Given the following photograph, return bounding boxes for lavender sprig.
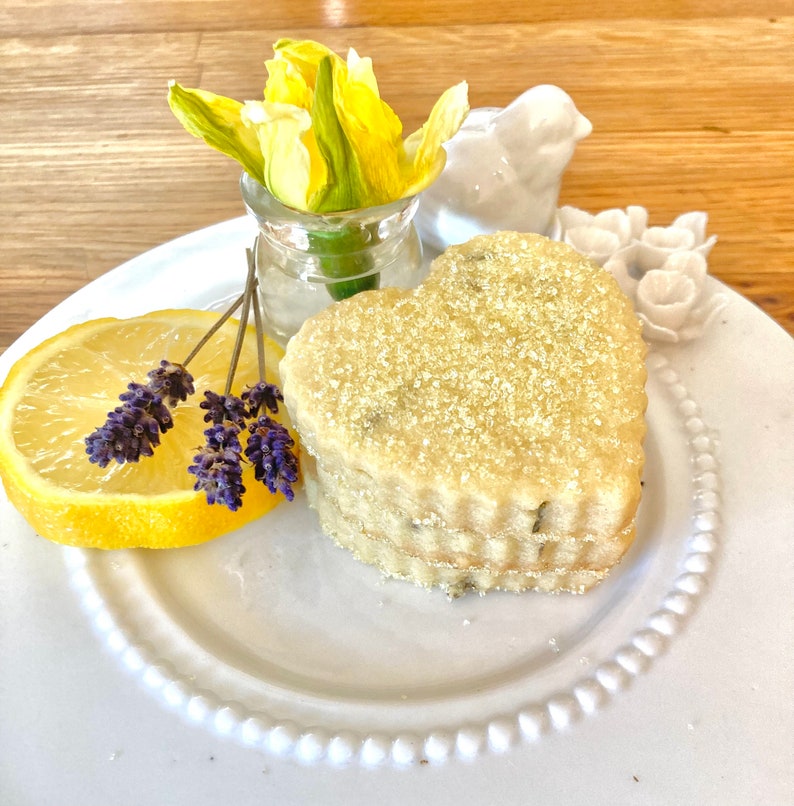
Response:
[187,424,246,511]
[245,416,298,501]
[86,379,179,467]
[195,248,299,509]
[84,242,300,513]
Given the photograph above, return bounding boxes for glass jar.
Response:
[240,172,425,346]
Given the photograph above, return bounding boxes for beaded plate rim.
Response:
[65,346,721,768]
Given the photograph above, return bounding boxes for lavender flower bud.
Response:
[146,360,195,407]
[200,391,249,426]
[244,416,299,501]
[86,383,173,467]
[188,423,246,511]
[242,381,283,417]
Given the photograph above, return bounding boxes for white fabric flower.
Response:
[632,212,718,273]
[558,207,725,343]
[634,252,726,342]
[557,205,647,266]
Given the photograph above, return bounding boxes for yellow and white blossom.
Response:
[168,38,469,213]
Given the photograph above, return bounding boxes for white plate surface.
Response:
[1,217,793,804]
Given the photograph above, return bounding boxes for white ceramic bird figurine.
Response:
[415,85,592,252]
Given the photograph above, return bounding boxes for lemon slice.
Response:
[0,309,295,549]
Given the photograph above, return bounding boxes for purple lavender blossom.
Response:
[244,416,299,501]
[200,391,249,426]
[188,423,246,511]
[242,381,283,417]
[85,383,173,467]
[146,360,195,407]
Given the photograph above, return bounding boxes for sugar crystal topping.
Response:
[282,232,647,496]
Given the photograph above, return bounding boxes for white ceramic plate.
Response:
[1,218,792,804]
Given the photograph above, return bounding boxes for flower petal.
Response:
[564,226,621,266]
[557,205,594,231]
[309,56,369,211]
[642,225,696,251]
[270,38,341,88]
[636,313,681,343]
[331,49,404,207]
[687,291,728,332]
[592,208,633,245]
[672,211,709,244]
[241,101,315,209]
[401,81,470,196]
[634,226,695,272]
[263,57,313,109]
[661,250,708,290]
[636,269,697,330]
[626,205,649,239]
[167,82,264,181]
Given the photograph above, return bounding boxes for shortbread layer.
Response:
[306,467,614,596]
[303,456,633,595]
[305,453,635,574]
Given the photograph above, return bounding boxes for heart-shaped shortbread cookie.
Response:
[281,232,647,595]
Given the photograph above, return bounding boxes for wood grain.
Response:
[1,3,793,355]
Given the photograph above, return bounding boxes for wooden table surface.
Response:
[2,1,793,355]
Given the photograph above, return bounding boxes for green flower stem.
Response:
[308,224,380,302]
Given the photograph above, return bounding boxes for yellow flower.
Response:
[168,39,469,213]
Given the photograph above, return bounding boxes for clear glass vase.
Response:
[240,172,425,346]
